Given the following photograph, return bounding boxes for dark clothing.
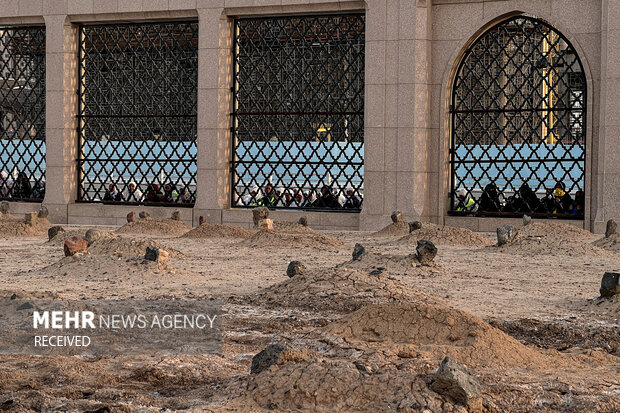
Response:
[12,178,31,199]
[103,190,122,202]
[344,195,361,209]
[517,184,540,213]
[315,192,340,208]
[478,184,501,212]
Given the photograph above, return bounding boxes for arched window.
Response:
[450,15,586,218]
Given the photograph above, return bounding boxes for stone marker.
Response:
[600,272,620,298]
[84,229,104,246]
[258,218,273,231]
[391,210,403,223]
[0,201,9,214]
[145,246,169,266]
[252,207,269,227]
[352,243,366,261]
[298,216,308,227]
[497,224,518,246]
[416,239,437,265]
[286,261,306,278]
[37,206,49,219]
[126,211,136,223]
[523,215,532,226]
[139,211,150,219]
[251,343,291,374]
[171,210,181,221]
[199,216,206,226]
[409,221,422,233]
[605,219,617,238]
[48,225,65,241]
[64,236,88,257]
[24,212,38,226]
[431,357,482,412]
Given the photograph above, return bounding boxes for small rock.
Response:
[139,211,150,219]
[298,216,308,227]
[523,215,532,226]
[24,212,38,226]
[145,246,169,266]
[37,206,49,219]
[258,218,273,231]
[430,357,482,412]
[409,221,422,232]
[369,267,385,276]
[171,210,181,221]
[199,216,206,225]
[16,302,33,311]
[353,361,373,374]
[48,225,65,241]
[126,211,136,223]
[0,201,9,214]
[252,207,269,227]
[64,236,88,257]
[84,229,105,246]
[251,343,291,374]
[391,210,403,223]
[600,272,620,298]
[606,219,617,238]
[286,261,306,278]
[497,224,518,246]
[416,239,437,265]
[352,243,366,261]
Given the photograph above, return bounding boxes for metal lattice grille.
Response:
[78,22,198,205]
[450,16,587,218]
[232,14,365,210]
[0,26,46,201]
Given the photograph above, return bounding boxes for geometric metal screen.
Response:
[231,14,365,210]
[77,22,198,205]
[450,15,586,218]
[0,26,46,201]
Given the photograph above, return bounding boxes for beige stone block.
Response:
[397,39,416,84]
[385,0,399,40]
[364,127,385,172]
[319,212,360,229]
[19,0,42,15]
[427,171,440,218]
[92,0,117,14]
[551,0,601,34]
[69,216,119,226]
[383,171,397,213]
[0,0,20,17]
[365,84,385,128]
[117,1,144,12]
[365,0,386,41]
[68,0,93,14]
[363,171,384,215]
[432,1,483,41]
[384,84,398,127]
[430,39,458,86]
[169,0,196,9]
[398,0,416,40]
[359,213,389,231]
[430,84,443,129]
[197,128,221,169]
[397,127,414,172]
[197,0,223,8]
[197,87,219,129]
[396,171,415,216]
[222,208,252,223]
[366,40,386,85]
[192,208,222,225]
[43,203,68,224]
[604,84,620,126]
[397,84,415,127]
[142,0,169,12]
[198,7,224,49]
[444,216,479,232]
[384,127,398,171]
[385,40,399,84]
[42,0,67,15]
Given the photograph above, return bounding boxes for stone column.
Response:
[43,13,77,224]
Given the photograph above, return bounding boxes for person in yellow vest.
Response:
[456,188,475,212]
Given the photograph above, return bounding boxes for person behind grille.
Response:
[125,182,143,202]
[315,185,340,208]
[455,188,475,212]
[260,183,276,207]
[163,184,179,203]
[553,182,573,214]
[145,183,163,202]
[477,183,502,213]
[277,190,293,207]
[103,183,122,202]
[31,179,45,199]
[12,172,32,199]
[243,185,260,206]
[517,183,540,213]
[0,171,13,198]
[343,187,361,209]
[178,186,193,204]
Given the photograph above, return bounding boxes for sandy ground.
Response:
[0,218,618,412]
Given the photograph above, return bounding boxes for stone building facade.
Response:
[0,0,616,232]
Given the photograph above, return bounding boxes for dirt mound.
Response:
[248,267,441,313]
[87,236,183,258]
[182,223,253,239]
[238,226,343,249]
[116,218,191,236]
[519,222,594,240]
[0,214,51,237]
[371,221,410,237]
[341,251,443,278]
[325,302,549,368]
[593,233,620,252]
[397,222,493,247]
[48,229,89,245]
[583,296,620,321]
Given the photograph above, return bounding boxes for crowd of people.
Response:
[103,182,194,204]
[0,170,45,200]
[237,183,363,209]
[455,181,585,215]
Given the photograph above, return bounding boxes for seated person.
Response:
[553,182,573,213]
[178,186,193,204]
[314,185,340,208]
[478,183,501,212]
[343,187,361,209]
[125,182,142,202]
[517,183,540,213]
[163,184,178,203]
[12,172,31,199]
[455,188,475,212]
[145,183,163,202]
[260,183,276,207]
[103,183,122,202]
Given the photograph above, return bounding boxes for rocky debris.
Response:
[352,243,366,261]
[251,343,292,374]
[523,215,532,226]
[64,236,88,257]
[606,219,617,238]
[430,357,482,412]
[391,210,403,223]
[298,216,308,227]
[497,224,518,246]
[286,261,306,278]
[37,206,49,219]
[0,201,9,214]
[144,246,169,266]
[138,211,150,219]
[126,212,136,223]
[416,239,437,265]
[84,229,105,246]
[600,272,620,298]
[24,212,38,226]
[171,210,181,221]
[258,218,274,231]
[409,221,422,232]
[199,216,206,226]
[48,225,65,241]
[252,207,269,227]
